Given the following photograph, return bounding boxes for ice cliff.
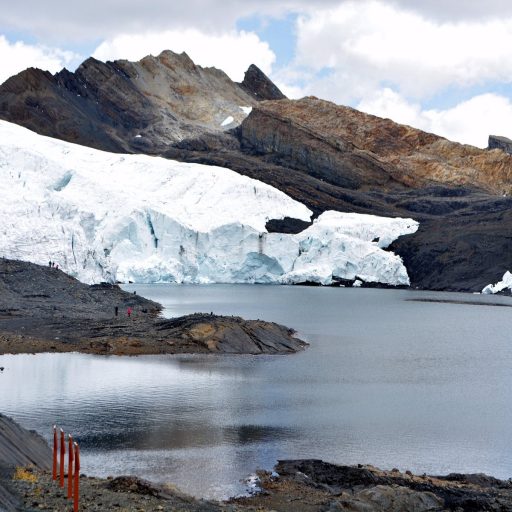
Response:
[0,121,418,285]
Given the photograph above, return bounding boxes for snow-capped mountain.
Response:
[0,121,418,285]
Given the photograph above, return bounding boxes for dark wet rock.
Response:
[260,460,512,511]
[0,258,306,355]
[107,476,173,498]
[488,134,512,154]
[277,459,381,490]
[265,217,312,234]
[238,64,286,101]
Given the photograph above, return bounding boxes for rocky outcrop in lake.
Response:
[0,258,306,355]
[233,459,512,511]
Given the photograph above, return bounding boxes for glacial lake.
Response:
[1,285,512,499]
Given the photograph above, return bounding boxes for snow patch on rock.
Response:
[220,116,234,127]
[0,120,418,285]
[482,271,512,294]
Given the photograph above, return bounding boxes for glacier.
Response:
[482,271,512,294]
[0,120,418,285]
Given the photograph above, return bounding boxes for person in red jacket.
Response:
[127,307,132,318]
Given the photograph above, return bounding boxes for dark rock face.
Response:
[488,134,512,154]
[0,258,306,355]
[238,64,286,101]
[0,414,52,511]
[239,102,405,190]
[0,415,51,470]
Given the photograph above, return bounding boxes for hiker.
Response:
[127,307,132,318]
[115,306,119,317]
[49,261,52,267]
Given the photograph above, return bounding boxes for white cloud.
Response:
[92,29,275,81]
[289,1,512,100]
[389,0,512,21]
[358,89,512,148]
[0,36,79,85]
[0,1,339,41]
[2,1,512,43]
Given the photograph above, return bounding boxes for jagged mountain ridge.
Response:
[0,50,283,154]
[1,51,512,291]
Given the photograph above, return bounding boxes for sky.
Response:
[1,0,512,148]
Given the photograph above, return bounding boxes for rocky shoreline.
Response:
[3,415,512,511]
[0,258,306,356]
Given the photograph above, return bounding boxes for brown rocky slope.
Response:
[240,97,512,195]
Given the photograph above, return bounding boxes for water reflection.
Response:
[2,286,512,499]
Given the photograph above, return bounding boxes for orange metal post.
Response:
[73,443,80,512]
[59,429,65,488]
[52,426,57,481]
[67,434,74,499]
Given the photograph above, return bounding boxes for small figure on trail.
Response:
[115,306,119,317]
[127,307,132,318]
[55,264,59,270]
[49,261,52,267]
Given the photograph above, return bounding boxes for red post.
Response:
[59,429,65,488]
[67,435,74,499]
[73,443,80,512]
[52,426,57,481]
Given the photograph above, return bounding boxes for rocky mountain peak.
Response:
[488,134,512,154]
[0,50,264,152]
[239,63,286,101]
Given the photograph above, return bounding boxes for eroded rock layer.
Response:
[240,97,512,194]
